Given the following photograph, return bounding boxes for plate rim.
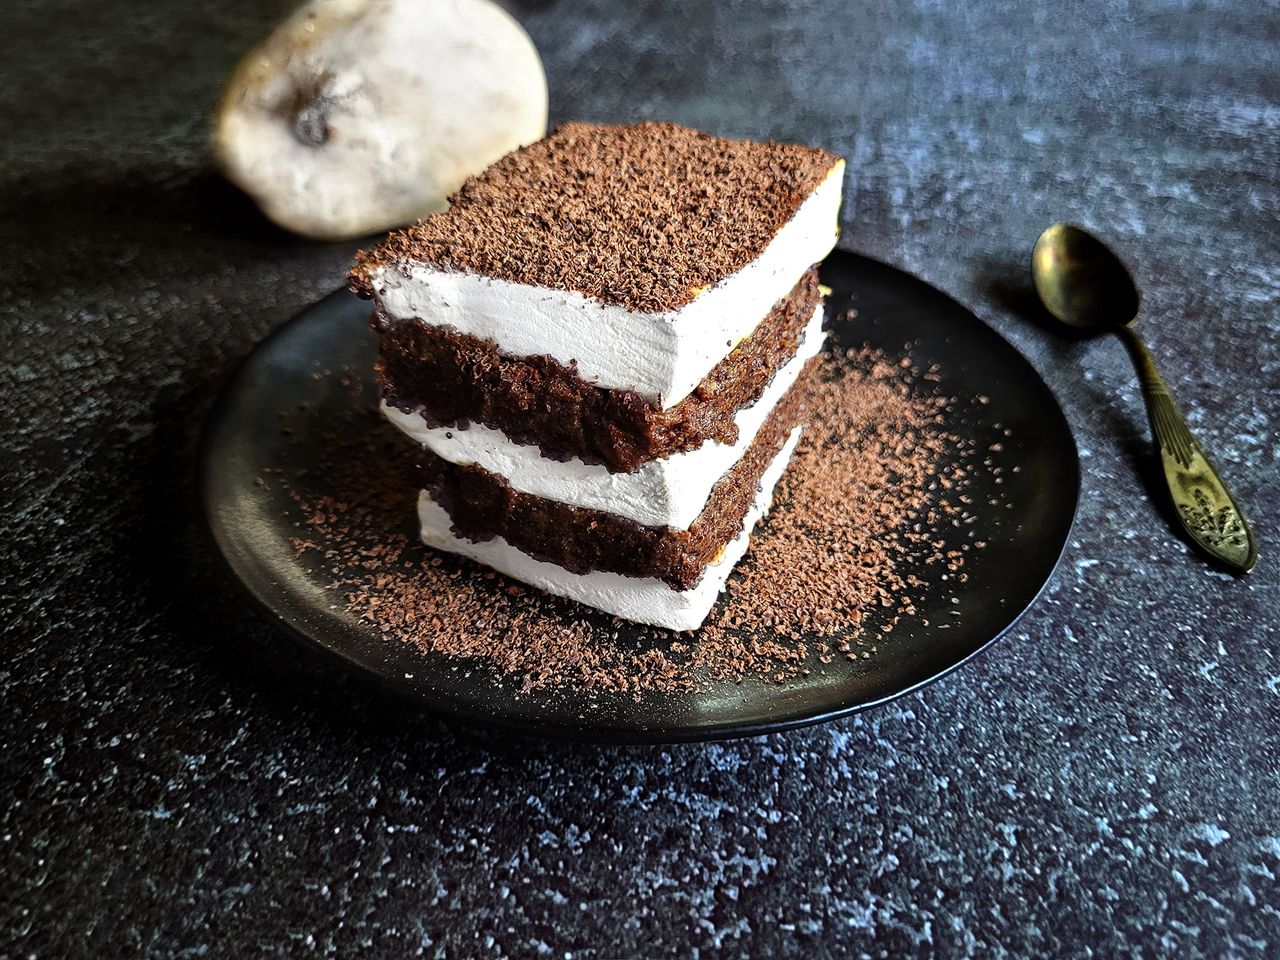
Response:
[198,251,1080,743]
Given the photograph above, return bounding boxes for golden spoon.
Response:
[1031,223,1257,573]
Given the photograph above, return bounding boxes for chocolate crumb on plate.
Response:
[282,347,988,696]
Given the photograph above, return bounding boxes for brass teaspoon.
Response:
[1031,223,1257,573]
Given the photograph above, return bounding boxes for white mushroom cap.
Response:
[214,0,548,240]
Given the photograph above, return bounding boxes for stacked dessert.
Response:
[350,122,844,629]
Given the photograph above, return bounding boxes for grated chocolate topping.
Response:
[350,121,841,313]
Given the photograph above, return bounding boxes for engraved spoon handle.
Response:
[1116,325,1257,573]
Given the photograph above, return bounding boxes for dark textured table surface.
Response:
[4,1,1278,956]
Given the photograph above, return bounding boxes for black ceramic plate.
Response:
[201,251,1078,742]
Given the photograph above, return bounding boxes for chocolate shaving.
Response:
[350,122,840,313]
[280,344,988,694]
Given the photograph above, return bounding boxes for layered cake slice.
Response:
[351,121,844,629]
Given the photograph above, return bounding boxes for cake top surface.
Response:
[350,121,841,313]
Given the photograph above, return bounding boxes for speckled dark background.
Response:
[3,0,1278,956]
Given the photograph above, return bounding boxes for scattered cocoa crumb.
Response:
[279,347,991,696]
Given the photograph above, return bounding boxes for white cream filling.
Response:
[417,427,801,631]
[384,303,825,530]
[370,160,843,407]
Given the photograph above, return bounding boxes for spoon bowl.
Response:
[1032,223,1141,333]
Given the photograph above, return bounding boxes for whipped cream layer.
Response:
[384,304,824,530]
[370,162,843,408]
[417,428,801,631]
